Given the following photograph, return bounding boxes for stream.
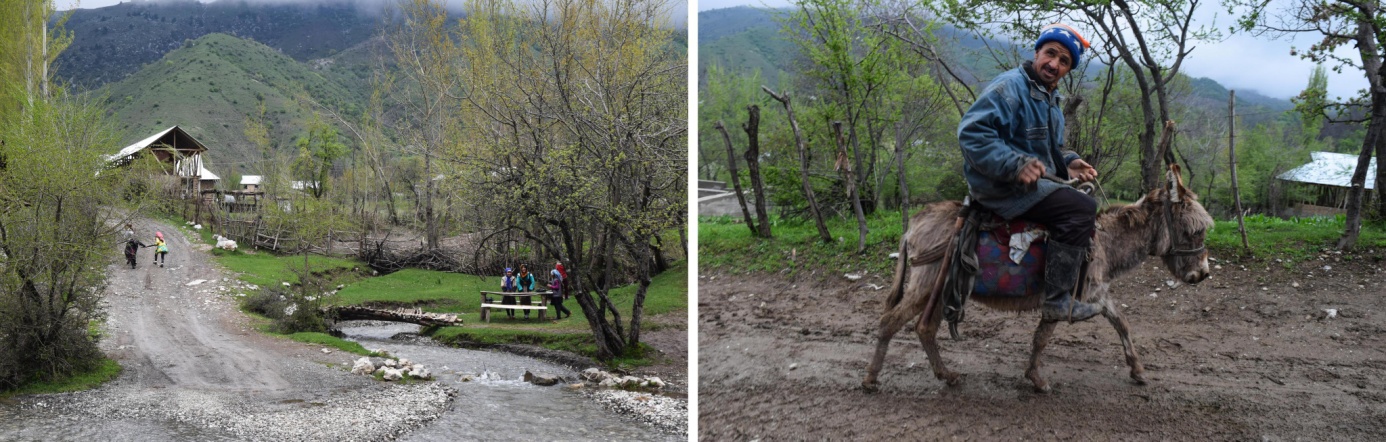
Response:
[0,322,677,442]
[337,322,678,442]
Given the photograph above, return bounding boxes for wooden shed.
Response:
[106,126,215,197]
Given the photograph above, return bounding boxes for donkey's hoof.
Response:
[1130,372,1148,386]
[939,371,962,386]
[1026,370,1049,393]
[862,380,881,393]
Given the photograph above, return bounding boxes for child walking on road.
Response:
[123,224,147,269]
[153,231,169,267]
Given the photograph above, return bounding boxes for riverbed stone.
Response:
[351,357,375,375]
[524,370,561,386]
[408,365,432,380]
[581,368,611,382]
[383,368,404,381]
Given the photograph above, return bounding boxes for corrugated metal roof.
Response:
[107,126,178,162]
[1277,151,1376,190]
[241,175,263,185]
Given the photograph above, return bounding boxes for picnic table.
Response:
[479,290,554,322]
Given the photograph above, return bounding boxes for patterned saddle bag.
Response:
[942,208,1050,333]
[971,216,1048,298]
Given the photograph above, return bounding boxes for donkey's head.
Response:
[1144,164,1214,284]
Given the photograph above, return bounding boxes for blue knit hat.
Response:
[1034,23,1090,67]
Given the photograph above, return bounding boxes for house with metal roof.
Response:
[1277,151,1377,216]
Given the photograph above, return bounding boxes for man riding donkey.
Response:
[958,23,1100,322]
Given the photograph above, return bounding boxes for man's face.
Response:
[1034,41,1073,88]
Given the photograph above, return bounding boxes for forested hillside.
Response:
[697,2,1348,244]
[99,32,368,168]
[56,0,381,91]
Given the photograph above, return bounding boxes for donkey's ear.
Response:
[1166,163,1184,203]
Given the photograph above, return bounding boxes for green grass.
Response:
[607,261,688,316]
[408,261,687,366]
[212,240,686,366]
[699,212,906,276]
[701,210,1386,276]
[1207,214,1386,261]
[334,269,492,311]
[285,332,379,356]
[1,359,122,398]
[214,250,362,287]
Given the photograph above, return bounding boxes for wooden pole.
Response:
[714,120,759,236]
[1228,90,1251,254]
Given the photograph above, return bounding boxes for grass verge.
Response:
[701,210,1386,276]
[1,358,122,398]
[212,239,686,367]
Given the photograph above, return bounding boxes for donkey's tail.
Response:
[884,231,910,308]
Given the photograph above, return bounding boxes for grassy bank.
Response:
[358,260,687,368]
[0,359,122,399]
[203,226,687,365]
[700,212,906,277]
[700,210,1386,275]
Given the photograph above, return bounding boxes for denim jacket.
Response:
[958,62,1080,219]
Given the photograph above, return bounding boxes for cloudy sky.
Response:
[698,0,1367,101]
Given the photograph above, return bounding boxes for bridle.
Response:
[1152,176,1206,258]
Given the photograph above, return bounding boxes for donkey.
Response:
[863,165,1214,393]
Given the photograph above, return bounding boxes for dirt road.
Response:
[699,253,1386,440]
[2,219,452,441]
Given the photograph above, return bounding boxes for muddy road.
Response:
[699,253,1386,440]
[1,219,452,441]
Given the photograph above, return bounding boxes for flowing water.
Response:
[0,323,676,441]
[337,323,678,442]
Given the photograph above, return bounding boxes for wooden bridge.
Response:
[327,306,463,327]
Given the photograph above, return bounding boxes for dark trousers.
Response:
[502,289,517,317]
[1018,187,1096,247]
[551,294,570,318]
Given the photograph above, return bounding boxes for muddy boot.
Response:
[1040,240,1103,323]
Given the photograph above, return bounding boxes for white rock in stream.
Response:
[351,358,375,375]
[408,365,432,380]
[382,368,403,381]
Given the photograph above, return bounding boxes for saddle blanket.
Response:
[973,219,1047,298]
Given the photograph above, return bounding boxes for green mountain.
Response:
[698,6,1294,118]
[56,0,382,91]
[100,33,367,172]
[699,6,795,88]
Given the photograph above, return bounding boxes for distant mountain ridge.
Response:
[99,32,369,171]
[698,6,1293,118]
[56,0,382,91]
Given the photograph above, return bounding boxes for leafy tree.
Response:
[0,0,126,390]
[1228,0,1386,248]
[292,113,347,199]
[457,0,686,359]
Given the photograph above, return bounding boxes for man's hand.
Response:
[1067,159,1097,182]
[1017,158,1045,185]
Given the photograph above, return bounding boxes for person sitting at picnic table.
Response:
[516,265,537,319]
[500,267,519,319]
[549,261,571,321]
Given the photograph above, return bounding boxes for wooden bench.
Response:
[479,291,553,322]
